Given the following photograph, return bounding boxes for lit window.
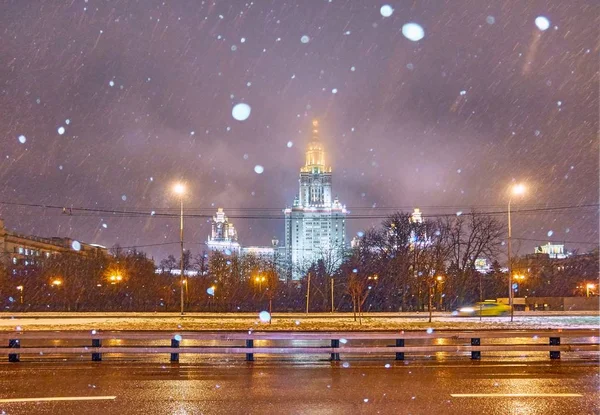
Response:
[12,257,17,264]
[18,247,23,254]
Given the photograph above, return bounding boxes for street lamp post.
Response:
[173,183,186,316]
[255,275,266,292]
[586,283,595,297]
[51,278,63,310]
[435,276,444,310]
[507,183,525,322]
[16,285,23,304]
[513,275,525,297]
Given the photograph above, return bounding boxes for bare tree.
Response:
[446,212,504,307]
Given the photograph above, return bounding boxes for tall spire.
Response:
[311,119,320,142]
[302,119,329,172]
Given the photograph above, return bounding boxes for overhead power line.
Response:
[511,237,599,246]
[0,200,597,220]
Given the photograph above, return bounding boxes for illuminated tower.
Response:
[284,120,347,280]
[206,208,240,255]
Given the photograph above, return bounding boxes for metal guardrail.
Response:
[0,329,597,363]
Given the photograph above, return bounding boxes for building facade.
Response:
[284,120,347,280]
[206,208,241,255]
[534,242,570,259]
[0,218,108,277]
[205,209,282,266]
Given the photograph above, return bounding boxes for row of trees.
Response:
[0,211,597,312]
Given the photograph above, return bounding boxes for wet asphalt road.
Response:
[0,359,598,415]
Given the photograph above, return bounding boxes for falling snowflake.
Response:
[402,23,425,41]
[254,165,264,174]
[232,103,251,121]
[535,16,550,31]
[380,5,393,18]
[18,135,26,144]
[300,35,310,43]
[259,311,271,322]
[57,126,65,135]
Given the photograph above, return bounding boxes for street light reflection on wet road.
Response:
[0,360,597,414]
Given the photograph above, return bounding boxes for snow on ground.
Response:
[0,314,597,332]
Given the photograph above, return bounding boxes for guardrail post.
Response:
[170,338,180,362]
[471,338,481,360]
[331,339,340,361]
[549,337,560,360]
[246,339,254,361]
[91,339,102,362]
[8,339,20,362]
[395,339,404,361]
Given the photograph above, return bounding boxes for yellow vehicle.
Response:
[455,300,511,317]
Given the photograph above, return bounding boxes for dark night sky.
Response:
[1,0,598,261]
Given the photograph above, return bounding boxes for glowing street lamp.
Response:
[109,274,123,284]
[172,182,186,316]
[255,275,266,291]
[51,278,63,287]
[586,283,596,297]
[507,183,526,322]
[16,285,23,304]
[173,183,186,196]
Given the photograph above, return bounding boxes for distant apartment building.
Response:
[0,218,108,276]
[240,246,274,261]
